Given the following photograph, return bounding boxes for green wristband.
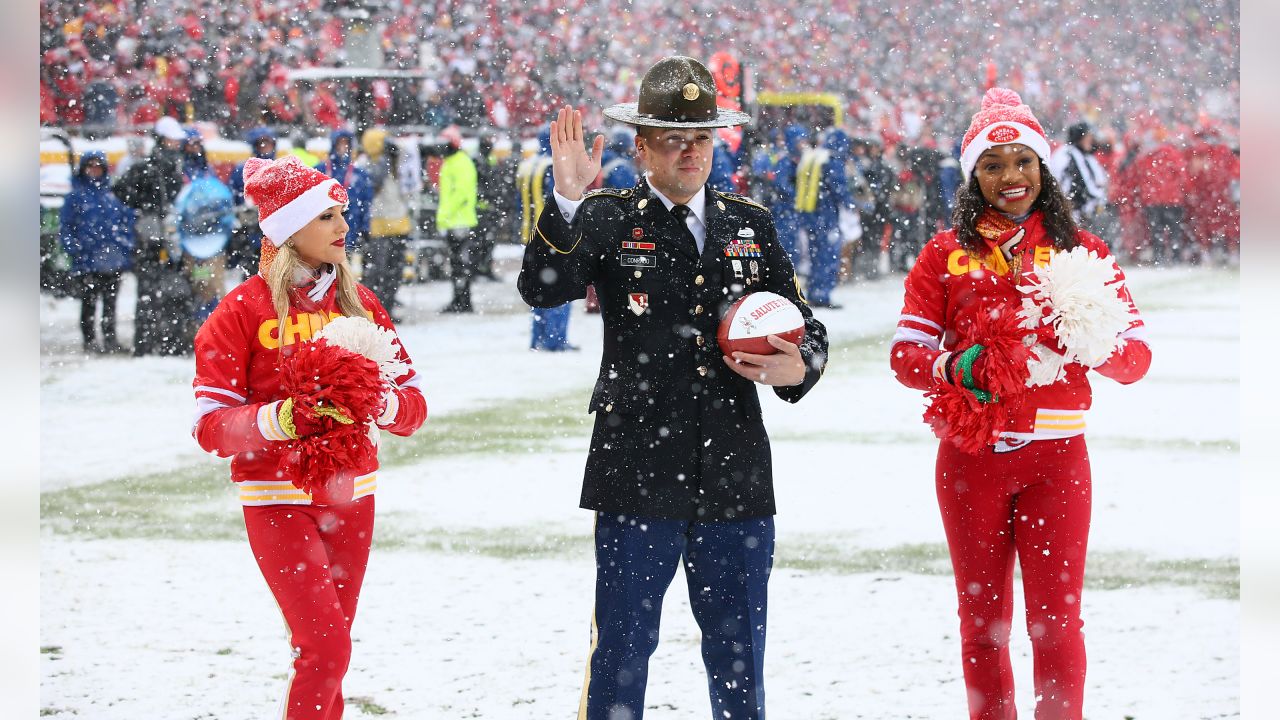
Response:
[954,344,995,404]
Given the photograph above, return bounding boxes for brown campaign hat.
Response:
[604,56,750,129]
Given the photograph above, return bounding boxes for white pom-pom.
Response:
[313,316,410,382]
[1017,246,1133,369]
[1025,342,1068,387]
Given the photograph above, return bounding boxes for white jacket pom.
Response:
[1017,245,1133,380]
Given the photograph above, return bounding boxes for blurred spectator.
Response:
[774,124,807,266]
[600,129,639,190]
[172,131,234,323]
[799,128,856,307]
[38,0,1237,149]
[1050,121,1109,228]
[1184,125,1240,265]
[227,126,277,274]
[436,125,479,313]
[850,137,894,279]
[518,127,573,350]
[473,132,506,280]
[316,129,373,249]
[113,116,188,356]
[363,127,412,317]
[1131,132,1190,264]
[59,151,135,354]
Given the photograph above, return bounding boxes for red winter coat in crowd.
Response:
[1131,144,1187,207]
[1184,140,1240,246]
[1110,155,1149,257]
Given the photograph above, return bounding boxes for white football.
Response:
[717,291,805,356]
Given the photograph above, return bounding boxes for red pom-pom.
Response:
[924,383,1013,455]
[982,87,1024,109]
[277,339,384,501]
[923,303,1034,455]
[279,339,384,426]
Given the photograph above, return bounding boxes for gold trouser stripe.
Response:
[577,515,599,720]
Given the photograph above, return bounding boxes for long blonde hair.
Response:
[266,243,367,341]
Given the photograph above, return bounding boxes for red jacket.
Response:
[1184,140,1240,242]
[891,211,1151,445]
[192,273,426,505]
[1132,144,1188,207]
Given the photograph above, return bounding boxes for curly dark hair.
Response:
[951,161,1079,252]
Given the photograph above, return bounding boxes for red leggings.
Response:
[243,496,375,720]
[936,437,1091,720]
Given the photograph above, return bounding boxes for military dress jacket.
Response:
[518,180,828,521]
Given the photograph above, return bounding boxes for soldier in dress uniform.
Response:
[518,56,828,720]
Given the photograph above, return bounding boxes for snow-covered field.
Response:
[40,248,1239,718]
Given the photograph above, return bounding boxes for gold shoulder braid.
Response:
[717,191,768,212]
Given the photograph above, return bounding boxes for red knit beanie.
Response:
[243,155,349,248]
[959,88,1051,177]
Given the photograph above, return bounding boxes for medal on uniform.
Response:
[623,227,656,253]
[731,258,744,281]
[628,292,649,316]
[749,259,760,284]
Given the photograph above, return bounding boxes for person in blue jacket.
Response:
[60,151,136,354]
[772,124,807,265]
[707,135,738,193]
[316,129,373,250]
[802,128,857,308]
[519,126,575,350]
[175,130,236,323]
[600,129,639,189]
[229,126,278,205]
[226,126,278,274]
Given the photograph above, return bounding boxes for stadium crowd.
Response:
[40,0,1239,357]
[41,0,1237,141]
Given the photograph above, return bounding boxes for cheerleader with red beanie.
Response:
[890,89,1151,720]
[191,155,426,719]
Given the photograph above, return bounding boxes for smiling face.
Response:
[635,127,714,204]
[974,143,1042,216]
[289,204,349,268]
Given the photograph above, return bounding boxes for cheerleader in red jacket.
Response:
[192,155,426,720]
[890,89,1151,720]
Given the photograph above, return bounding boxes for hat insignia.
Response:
[986,125,1021,144]
[682,83,700,101]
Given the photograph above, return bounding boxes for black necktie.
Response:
[670,204,698,253]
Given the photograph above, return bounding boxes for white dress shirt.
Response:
[553,180,708,253]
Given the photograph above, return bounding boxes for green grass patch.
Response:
[41,391,592,542]
[349,696,391,715]
[778,539,1238,599]
[373,520,591,561]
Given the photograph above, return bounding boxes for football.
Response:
[716,292,805,356]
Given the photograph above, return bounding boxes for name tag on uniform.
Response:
[620,254,658,268]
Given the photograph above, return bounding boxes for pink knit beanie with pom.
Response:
[959,87,1051,177]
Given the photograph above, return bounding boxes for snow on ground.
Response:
[40,252,1240,718]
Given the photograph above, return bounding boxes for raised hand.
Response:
[549,105,605,201]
